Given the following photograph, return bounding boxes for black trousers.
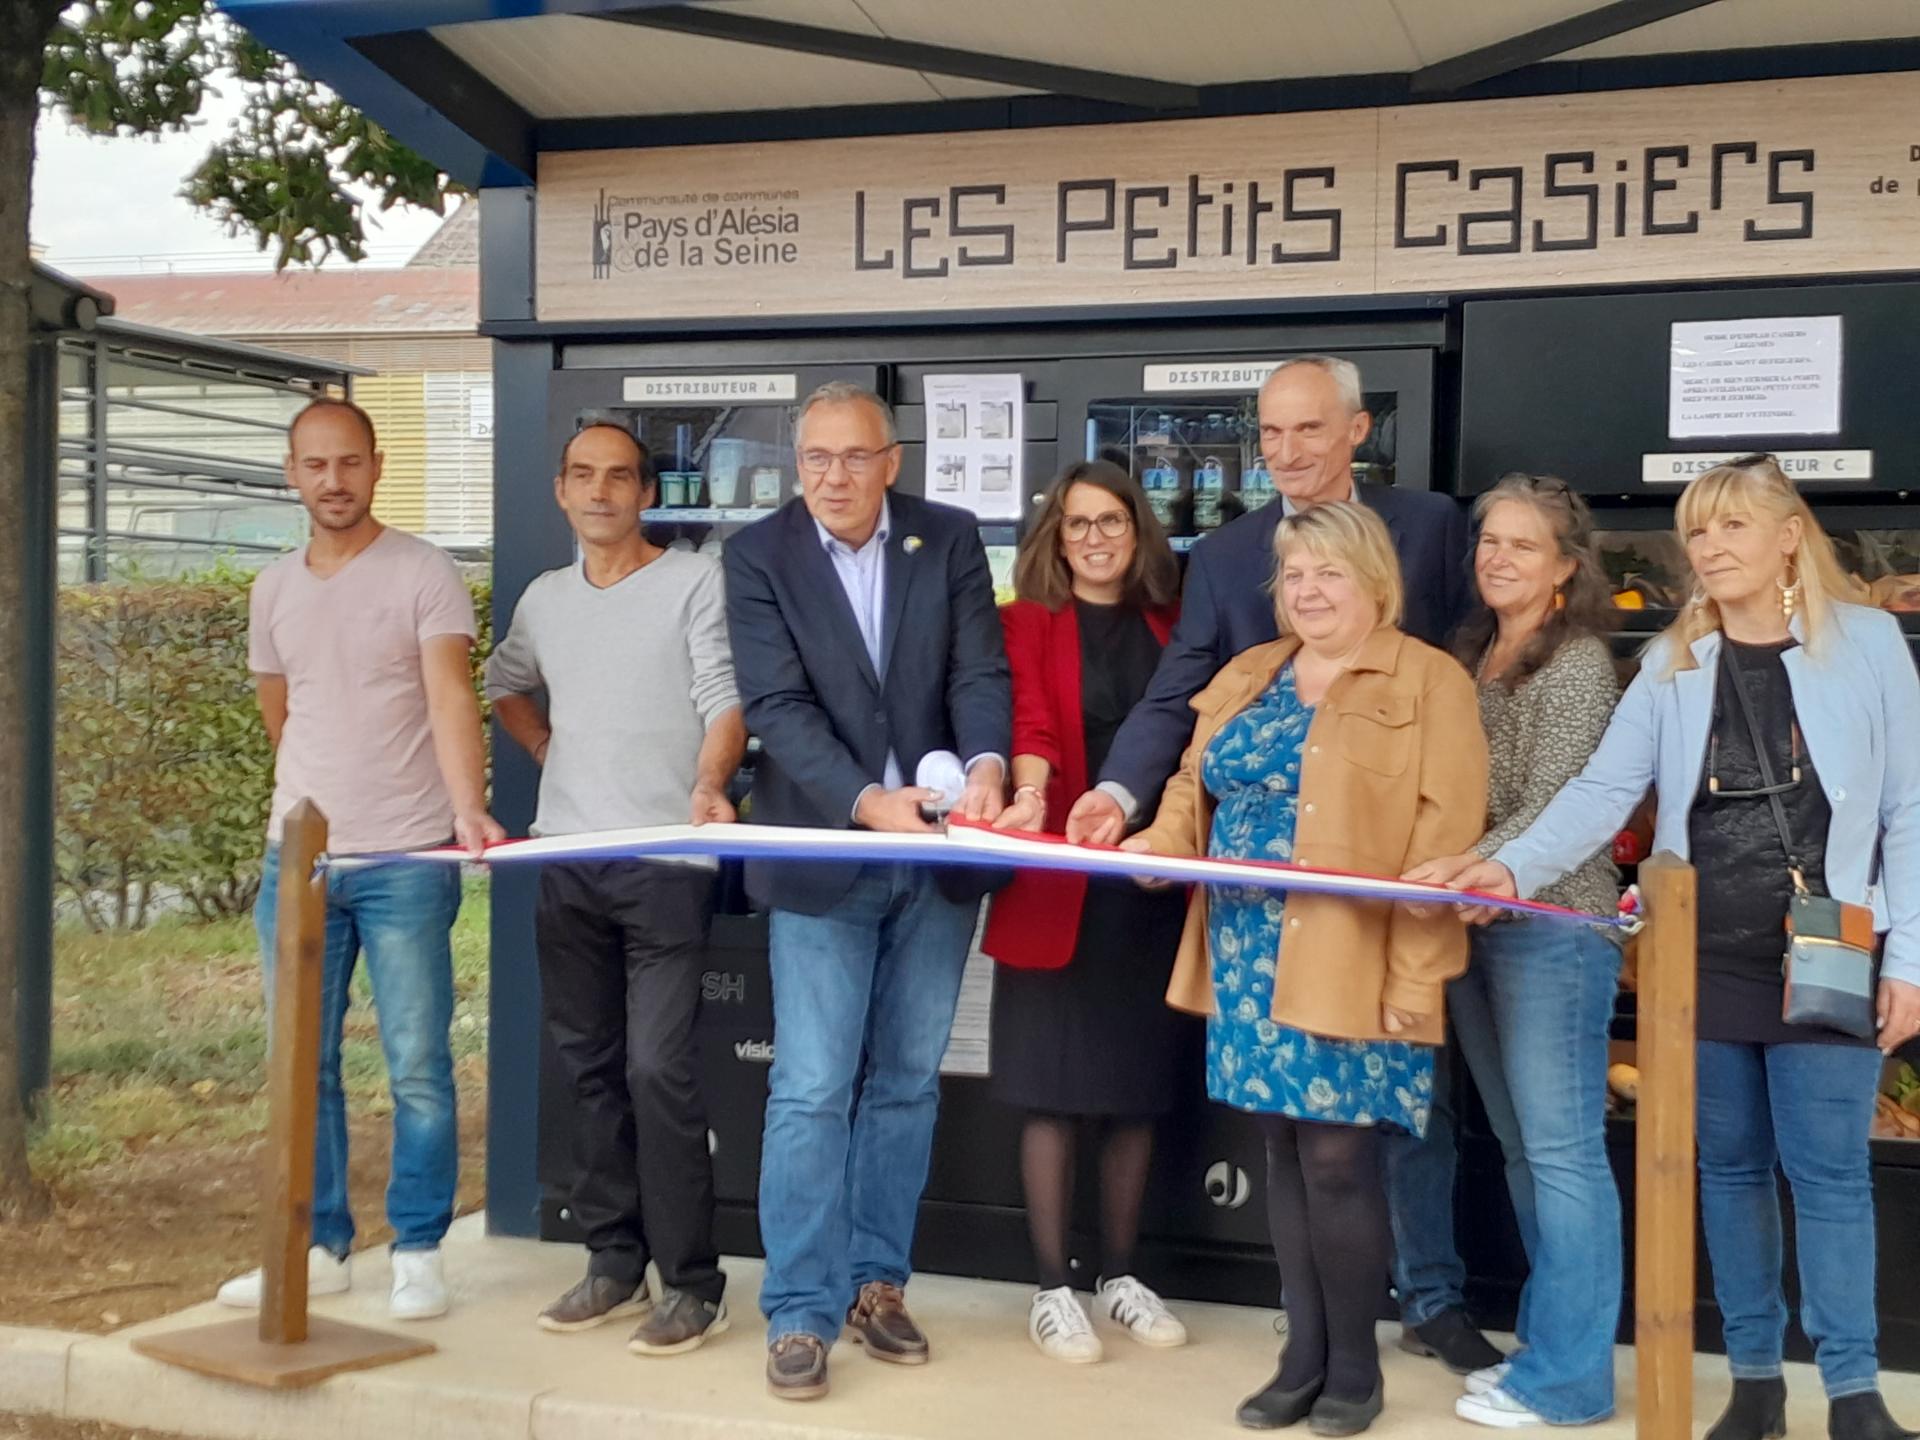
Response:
[535,859,723,1303]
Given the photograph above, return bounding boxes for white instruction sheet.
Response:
[922,373,1025,520]
[1669,316,1842,438]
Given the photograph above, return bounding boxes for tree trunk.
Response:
[0,0,66,1222]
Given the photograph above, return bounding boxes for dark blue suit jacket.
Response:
[723,491,1012,914]
[1100,482,1471,809]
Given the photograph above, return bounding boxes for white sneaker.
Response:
[1456,1387,1548,1429]
[1466,1361,1513,1397]
[1096,1274,1188,1348]
[1028,1286,1102,1364]
[215,1245,349,1309]
[389,1247,448,1321]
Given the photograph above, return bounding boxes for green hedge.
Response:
[56,565,493,930]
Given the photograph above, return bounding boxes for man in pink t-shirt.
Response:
[216,398,503,1323]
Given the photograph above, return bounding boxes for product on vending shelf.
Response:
[1873,1065,1920,1140]
[1869,574,1920,613]
[1607,1063,1639,1105]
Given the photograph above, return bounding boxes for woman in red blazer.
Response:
[982,459,1198,1365]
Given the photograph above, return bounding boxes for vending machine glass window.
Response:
[1086,389,1404,548]
[544,363,885,558]
[1591,506,1920,636]
[1059,350,1435,552]
[597,401,798,557]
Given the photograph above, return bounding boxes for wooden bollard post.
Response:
[1634,854,1699,1440]
[136,799,434,1387]
[260,799,329,1344]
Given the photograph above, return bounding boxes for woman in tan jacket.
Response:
[1123,501,1487,1436]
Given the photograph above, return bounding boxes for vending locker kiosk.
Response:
[510,319,1447,1303]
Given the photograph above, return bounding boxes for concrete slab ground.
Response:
[30,1214,1920,1439]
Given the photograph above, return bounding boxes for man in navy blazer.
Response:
[1067,356,1499,1375]
[724,383,1011,1401]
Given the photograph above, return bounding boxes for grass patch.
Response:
[31,876,491,1185]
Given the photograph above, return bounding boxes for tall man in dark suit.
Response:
[725,383,1012,1402]
[1067,356,1501,1375]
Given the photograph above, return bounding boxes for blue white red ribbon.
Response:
[327,817,1625,929]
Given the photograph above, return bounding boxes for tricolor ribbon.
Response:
[326,817,1626,930]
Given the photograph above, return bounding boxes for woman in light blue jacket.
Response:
[1429,457,1920,1440]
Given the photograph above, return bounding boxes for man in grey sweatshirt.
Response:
[486,420,745,1356]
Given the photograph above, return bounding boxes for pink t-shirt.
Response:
[249,528,477,853]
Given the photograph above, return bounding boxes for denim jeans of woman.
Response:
[1449,918,1623,1424]
[1696,1039,1883,1399]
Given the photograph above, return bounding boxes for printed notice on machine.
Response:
[922,373,1024,521]
[1668,316,1842,439]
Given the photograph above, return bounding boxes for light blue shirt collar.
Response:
[813,496,892,556]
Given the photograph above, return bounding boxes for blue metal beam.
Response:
[221,0,714,186]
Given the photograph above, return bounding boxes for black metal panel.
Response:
[493,295,1455,343]
[16,337,59,1108]
[479,187,537,326]
[1458,282,1920,496]
[555,312,1450,370]
[485,337,565,1240]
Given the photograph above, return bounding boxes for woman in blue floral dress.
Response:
[1203,662,1435,1136]
[1126,503,1487,1436]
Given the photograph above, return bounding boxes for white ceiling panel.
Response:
[433,13,1022,119]
[694,0,1427,85]
[433,1,1920,122]
[1566,0,1920,58]
[1384,0,1616,67]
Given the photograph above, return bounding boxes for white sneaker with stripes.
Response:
[1465,1361,1512,1397]
[1095,1274,1188,1348]
[1456,1386,1548,1429]
[1028,1286,1103,1364]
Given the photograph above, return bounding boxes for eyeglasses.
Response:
[798,444,897,478]
[1061,510,1132,542]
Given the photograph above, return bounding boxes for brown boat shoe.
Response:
[844,1280,930,1365]
[766,1332,830,1400]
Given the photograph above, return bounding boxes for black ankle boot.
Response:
[1397,1308,1504,1376]
[1236,1369,1323,1430]
[1829,1392,1918,1440]
[1707,1378,1787,1440]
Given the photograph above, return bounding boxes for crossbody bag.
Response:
[1722,648,1879,1039]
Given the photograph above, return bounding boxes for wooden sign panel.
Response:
[536,71,1920,323]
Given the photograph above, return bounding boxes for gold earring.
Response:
[1777,560,1801,624]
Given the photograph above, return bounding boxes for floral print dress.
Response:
[1201,664,1434,1136]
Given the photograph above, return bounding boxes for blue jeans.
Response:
[757,865,979,1346]
[1386,1036,1467,1326]
[1697,1039,1883,1399]
[1451,920,1624,1423]
[257,845,462,1257]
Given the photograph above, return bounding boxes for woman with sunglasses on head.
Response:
[982,460,1198,1364]
[1426,457,1920,1440]
[1406,475,1626,1429]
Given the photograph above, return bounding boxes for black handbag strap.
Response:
[1720,643,1808,892]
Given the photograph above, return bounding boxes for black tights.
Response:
[1261,1115,1390,1403]
[1020,1112,1155,1291]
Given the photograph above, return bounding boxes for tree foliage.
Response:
[0,0,461,1205]
[43,2,456,266]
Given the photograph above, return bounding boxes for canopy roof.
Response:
[224,0,1920,187]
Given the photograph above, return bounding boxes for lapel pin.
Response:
[903,535,922,554]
